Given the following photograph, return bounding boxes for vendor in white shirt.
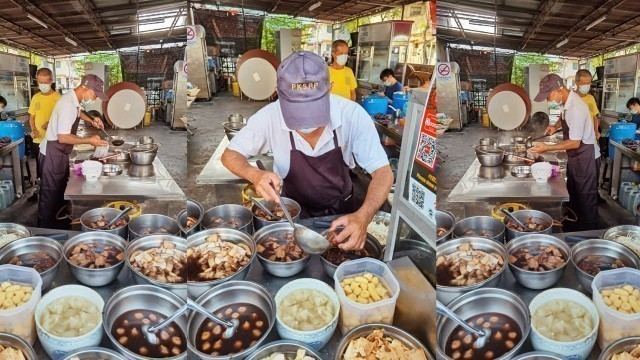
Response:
[222,51,394,251]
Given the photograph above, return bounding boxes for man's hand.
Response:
[529,142,548,154]
[89,135,108,147]
[595,130,601,140]
[329,212,370,251]
[30,130,38,139]
[252,170,282,202]
[544,125,557,136]
[376,92,384,97]
[91,117,104,130]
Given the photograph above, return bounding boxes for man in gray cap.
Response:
[222,51,394,250]
[38,75,109,228]
[530,73,598,230]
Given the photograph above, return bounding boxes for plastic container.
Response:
[620,182,632,201]
[1,181,14,203]
[0,192,6,211]
[621,184,636,207]
[0,186,9,208]
[391,92,409,118]
[333,258,400,334]
[591,268,640,350]
[627,190,640,212]
[361,94,389,116]
[0,121,25,157]
[0,264,43,345]
[609,122,637,160]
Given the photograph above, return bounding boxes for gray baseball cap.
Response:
[534,74,564,102]
[277,51,330,130]
[80,74,108,101]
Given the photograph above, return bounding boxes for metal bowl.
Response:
[244,340,322,360]
[62,347,127,360]
[137,136,154,145]
[599,336,640,360]
[188,281,276,360]
[253,223,310,278]
[103,285,187,360]
[105,150,130,163]
[128,164,154,178]
[128,146,158,165]
[511,165,532,177]
[63,232,127,287]
[319,230,383,278]
[511,352,567,360]
[452,216,505,242]
[187,228,256,299]
[475,146,504,167]
[436,288,530,360]
[511,136,527,144]
[0,223,31,249]
[177,199,205,236]
[201,204,254,234]
[506,234,570,289]
[570,239,640,294]
[336,324,432,360]
[0,236,63,291]
[504,210,553,241]
[478,165,505,179]
[125,235,187,299]
[227,113,247,124]
[602,225,640,257]
[128,214,181,240]
[251,198,301,230]
[0,332,37,360]
[80,208,129,239]
[222,121,246,141]
[479,137,497,146]
[436,237,509,305]
[101,164,122,176]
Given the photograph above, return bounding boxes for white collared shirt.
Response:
[40,90,81,156]
[563,91,600,159]
[228,94,390,179]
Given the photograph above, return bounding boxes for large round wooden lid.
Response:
[487,83,531,130]
[102,82,147,129]
[236,49,280,100]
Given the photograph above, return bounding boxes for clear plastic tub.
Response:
[591,268,640,350]
[333,258,400,334]
[0,264,42,345]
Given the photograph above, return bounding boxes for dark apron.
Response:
[281,130,360,218]
[37,115,81,229]
[560,115,598,231]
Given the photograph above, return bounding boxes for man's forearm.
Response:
[546,139,581,151]
[221,149,261,183]
[29,115,36,132]
[350,89,356,101]
[58,134,93,145]
[356,166,394,220]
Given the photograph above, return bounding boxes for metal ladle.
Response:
[187,299,238,339]
[143,302,188,345]
[248,195,278,220]
[500,208,531,232]
[436,300,491,348]
[102,206,133,230]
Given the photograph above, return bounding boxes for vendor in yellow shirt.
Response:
[28,68,60,201]
[328,39,357,101]
[575,69,600,140]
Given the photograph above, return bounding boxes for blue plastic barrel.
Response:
[392,92,409,118]
[361,94,389,116]
[0,121,25,157]
[609,122,637,160]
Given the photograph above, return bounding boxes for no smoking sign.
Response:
[437,63,450,76]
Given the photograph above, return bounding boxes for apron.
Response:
[560,115,598,231]
[281,130,360,218]
[37,115,81,229]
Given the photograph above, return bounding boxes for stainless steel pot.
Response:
[244,340,322,360]
[187,229,256,299]
[201,204,254,234]
[137,136,154,145]
[506,234,570,289]
[177,199,205,236]
[227,113,247,124]
[0,236,63,291]
[319,231,383,278]
[125,235,187,299]
[221,121,246,141]
[63,232,127,287]
[452,216,505,242]
[63,347,126,360]
[128,145,158,165]
[599,336,640,360]
[503,209,553,241]
[188,281,276,360]
[337,324,432,360]
[0,223,31,249]
[475,146,504,167]
[103,285,187,360]
[511,352,567,360]
[251,198,301,230]
[80,207,129,239]
[0,332,37,360]
[252,223,310,278]
[436,288,530,360]
[436,210,455,244]
[479,137,497,146]
[128,164,155,178]
[436,237,508,305]
[128,214,181,240]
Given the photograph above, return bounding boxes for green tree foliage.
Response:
[74,52,123,85]
[511,53,561,87]
[261,16,305,55]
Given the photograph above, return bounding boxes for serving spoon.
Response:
[143,302,189,345]
[436,300,491,348]
[500,209,531,232]
[187,298,238,339]
[102,206,133,230]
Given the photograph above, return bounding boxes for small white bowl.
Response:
[81,161,103,182]
[35,285,104,359]
[529,288,599,360]
[274,278,340,351]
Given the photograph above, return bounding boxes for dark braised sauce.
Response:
[436,263,454,286]
[254,204,299,221]
[463,229,494,238]
[9,253,55,272]
[207,217,242,229]
[445,312,522,360]
[195,303,268,356]
[323,247,371,266]
[111,309,186,358]
[577,255,625,276]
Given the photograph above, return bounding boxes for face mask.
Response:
[548,92,563,108]
[631,109,639,115]
[81,92,95,107]
[38,84,51,93]
[336,55,348,66]
[384,81,391,86]
[298,127,317,134]
[578,84,590,95]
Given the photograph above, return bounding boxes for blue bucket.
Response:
[609,122,637,160]
[392,92,409,118]
[362,94,389,116]
[0,121,25,157]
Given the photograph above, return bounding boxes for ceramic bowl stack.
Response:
[81,161,103,181]
[531,162,553,183]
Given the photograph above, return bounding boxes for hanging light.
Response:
[65,37,78,46]
[27,13,48,29]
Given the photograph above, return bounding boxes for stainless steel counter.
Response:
[610,140,640,199]
[0,138,24,197]
[196,136,274,185]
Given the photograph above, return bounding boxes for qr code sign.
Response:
[411,183,425,209]
[414,132,437,170]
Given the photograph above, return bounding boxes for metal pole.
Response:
[242,0,248,53]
